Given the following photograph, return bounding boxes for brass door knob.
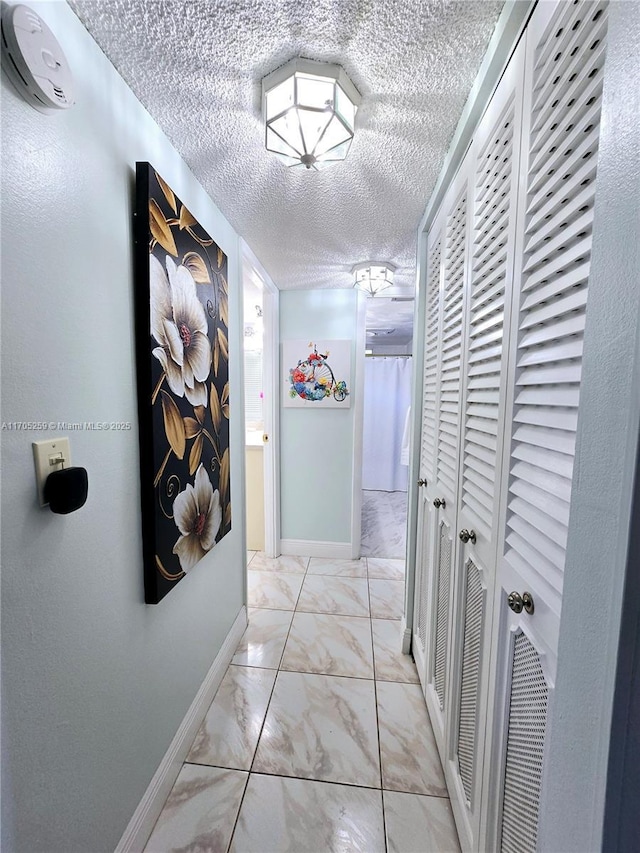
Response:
[418,478,427,487]
[433,497,446,508]
[459,528,476,544]
[508,591,535,615]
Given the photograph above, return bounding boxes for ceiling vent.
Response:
[1,4,74,114]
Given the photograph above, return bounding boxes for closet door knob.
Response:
[459,528,476,544]
[417,478,427,487]
[507,591,535,615]
[433,497,446,508]
[508,591,523,613]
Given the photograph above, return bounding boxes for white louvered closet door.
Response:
[413,217,444,691]
[444,37,526,853]
[423,164,471,760]
[485,2,609,851]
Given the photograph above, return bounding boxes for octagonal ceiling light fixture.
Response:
[262,58,361,171]
[352,262,396,297]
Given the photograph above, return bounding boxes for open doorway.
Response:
[361,298,414,559]
[241,242,279,559]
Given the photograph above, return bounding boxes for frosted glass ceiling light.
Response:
[262,58,360,171]
[352,262,396,296]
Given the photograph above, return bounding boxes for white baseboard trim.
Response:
[401,617,412,655]
[280,539,353,559]
[115,606,248,853]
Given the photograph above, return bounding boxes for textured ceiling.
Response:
[69,0,503,341]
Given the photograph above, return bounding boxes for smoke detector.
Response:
[1,3,74,113]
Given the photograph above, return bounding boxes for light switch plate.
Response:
[33,438,71,506]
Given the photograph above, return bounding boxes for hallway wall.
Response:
[1,3,247,851]
[280,290,365,549]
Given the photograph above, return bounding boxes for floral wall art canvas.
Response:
[283,340,351,408]
[135,163,231,604]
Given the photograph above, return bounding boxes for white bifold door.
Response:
[412,2,609,851]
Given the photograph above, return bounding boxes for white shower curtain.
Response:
[362,356,412,491]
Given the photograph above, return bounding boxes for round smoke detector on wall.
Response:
[1,3,74,113]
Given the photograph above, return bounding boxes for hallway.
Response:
[143,550,460,852]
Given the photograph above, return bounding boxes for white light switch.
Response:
[33,438,71,507]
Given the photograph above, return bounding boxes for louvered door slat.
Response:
[527,177,595,236]
[519,315,586,348]
[466,440,497,466]
[516,339,583,368]
[529,91,603,196]
[465,457,495,490]
[458,561,485,805]
[500,633,549,853]
[472,285,506,323]
[513,407,578,433]
[523,206,594,270]
[531,2,606,118]
[466,420,499,444]
[510,478,571,525]
[434,521,452,709]
[421,233,443,480]
[531,10,607,136]
[519,263,589,309]
[461,96,516,539]
[511,442,575,477]
[520,288,588,327]
[473,252,509,294]
[437,190,467,501]
[508,497,568,550]
[476,144,515,208]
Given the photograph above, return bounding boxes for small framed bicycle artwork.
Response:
[283,340,351,408]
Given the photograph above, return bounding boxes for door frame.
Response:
[240,239,280,558]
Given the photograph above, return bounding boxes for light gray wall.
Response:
[280,289,361,544]
[539,2,640,850]
[0,3,246,850]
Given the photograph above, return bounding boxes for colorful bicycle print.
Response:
[288,343,350,403]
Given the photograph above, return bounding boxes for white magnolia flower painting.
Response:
[135,163,232,604]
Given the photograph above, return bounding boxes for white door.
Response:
[444,37,526,853]
[413,215,444,693]
[483,2,610,850]
[422,166,472,760]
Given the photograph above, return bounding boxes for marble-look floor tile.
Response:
[232,608,293,669]
[253,671,381,788]
[250,553,309,574]
[281,612,374,679]
[230,774,385,853]
[372,619,419,683]
[369,578,405,620]
[367,557,405,581]
[384,790,460,853]
[377,681,446,796]
[246,550,257,567]
[144,764,247,853]
[361,490,407,559]
[247,570,304,610]
[187,666,276,770]
[307,557,367,577]
[296,575,370,617]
